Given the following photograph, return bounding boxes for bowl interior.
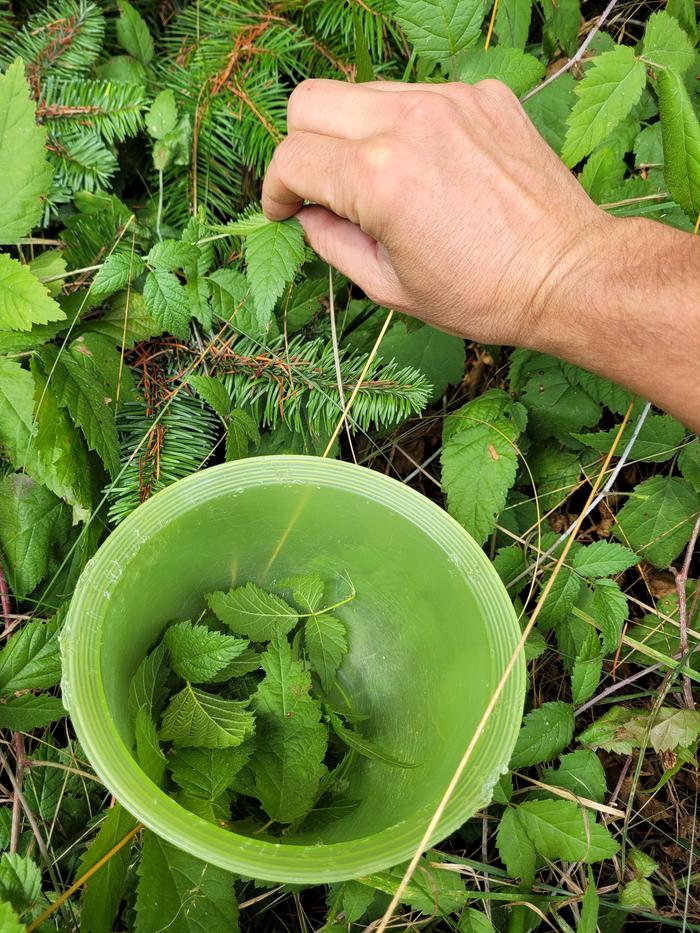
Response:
[63,457,524,881]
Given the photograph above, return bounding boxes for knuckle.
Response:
[357,137,399,180]
[475,78,518,104]
[400,89,454,125]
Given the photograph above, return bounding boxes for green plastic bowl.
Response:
[62,456,525,883]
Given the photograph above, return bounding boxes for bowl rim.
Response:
[61,454,525,882]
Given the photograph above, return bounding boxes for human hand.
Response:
[261,78,611,347]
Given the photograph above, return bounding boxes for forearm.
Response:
[532,215,700,432]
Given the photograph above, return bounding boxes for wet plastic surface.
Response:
[62,456,525,882]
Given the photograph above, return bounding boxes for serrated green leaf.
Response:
[619,877,655,909]
[281,573,324,614]
[667,0,698,43]
[494,0,532,49]
[0,617,61,695]
[116,0,153,65]
[225,409,260,461]
[643,11,695,74]
[395,0,484,61]
[206,583,298,641]
[648,707,700,752]
[538,567,581,631]
[0,474,67,597]
[657,66,700,219]
[135,832,238,933]
[251,632,327,823]
[460,47,544,96]
[510,701,575,769]
[0,693,64,731]
[91,252,145,299]
[147,240,199,274]
[571,629,603,704]
[0,255,64,332]
[78,804,137,933]
[0,900,25,932]
[524,74,576,155]
[0,853,40,914]
[164,621,248,683]
[161,683,255,749]
[207,648,262,683]
[459,907,495,932]
[129,642,170,721]
[304,614,348,693]
[187,375,232,419]
[629,848,658,878]
[679,439,700,492]
[577,705,648,754]
[496,807,537,887]
[574,414,686,463]
[517,799,619,862]
[27,249,65,297]
[326,708,416,768]
[520,360,601,441]
[573,541,638,578]
[145,90,177,140]
[81,292,163,348]
[169,745,252,800]
[364,857,466,915]
[591,578,628,653]
[143,270,191,340]
[542,0,580,56]
[208,268,267,337]
[613,475,699,567]
[529,445,581,512]
[378,322,464,404]
[542,749,607,803]
[135,707,167,786]
[579,147,626,203]
[335,880,376,925]
[562,46,647,167]
[245,216,305,319]
[0,60,53,243]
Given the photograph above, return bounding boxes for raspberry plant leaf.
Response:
[395,0,485,62]
[160,683,255,749]
[163,621,248,684]
[206,583,298,641]
[656,66,700,220]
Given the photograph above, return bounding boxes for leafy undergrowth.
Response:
[0,0,698,931]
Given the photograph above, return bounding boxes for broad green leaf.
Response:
[145,90,177,139]
[542,749,607,803]
[571,629,603,704]
[524,74,576,155]
[78,804,137,933]
[395,0,484,61]
[591,579,628,652]
[517,799,619,863]
[327,708,416,768]
[573,541,638,578]
[0,255,64,332]
[657,66,700,219]
[459,908,495,932]
[225,409,260,461]
[667,0,698,43]
[160,683,255,749]
[679,439,700,492]
[0,693,65,731]
[305,614,348,693]
[143,270,191,340]
[0,617,61,695]
[577,868,599,933]
[174,791,231,825]
[0,60,53,243]
[353,9,375,82]
[336,881,375,925]
[129,642,170,721]
[23,746,67,821]
[147,240,199,274]
[459,47,544,96]
[208,268,267,337]
[164,621,248,683]
[496,807,537,887]
[80,292,163,348]
[562,46,647,167]
[363,857,466,915]
[245,216,305,318]
[134,708,167,786]
[281,573,324,614]
[629,848,658,878]
[643,11,695,74]
[116,0,154,65]
[537,567,581,631]
[251,632,327,823]
[91,252,145,299]
[187,375,232,419]
[494,0,532,49]
[542,0,580,56]
[492,544,527,589]
[579,147,626,203]
[619,877,655,909]
[562,365,633,416]
[510,701,575,769]
[206,583,298,641]
[378,322,464,404]
[578,706,648,754]
[613,475,699,567]
[441,390,526,545]
[0,901,25,932]
[135,833,238,933]
[0,854,40,914]
[0,474,67,597]
[634,122,664,168]
[519,358,601,442]
[529,445,581,512]
[648,707,700,752]
[207,648,262,683]
[169,745,252,800]
[574,414,686,463]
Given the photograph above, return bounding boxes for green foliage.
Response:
[160,684,255,749]
[395,0,484,62]
[495,0,532,49]
[0,854,40,915]
[244,215,306,321]
[613,475,700,567]
[656,66,700,220]
[207,583,298,641]
[305,614,348,693]
[164,621,248,683]
[643,11,695,73]
[116,0,153,66]
[510,701,575,769]
[78,805,137,933]
[460,47,544,96]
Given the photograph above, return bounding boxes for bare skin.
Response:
[262,78,700,432]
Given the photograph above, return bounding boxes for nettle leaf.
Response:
[164,621,248,683]
[129,642,170,721]
[147,240,200,274]
[657,66,700,220]
[578,706,648,754]
[523,74,576,156]
[496,807,537,887]
[579,147,626,203]
[244,216,305,319]
[251,632,328,823]
[529,445,581,512]
[281,573,324,614]
[82,292,162,349]
[395,0,484,62]
[0,852,41,914]
[378,322,465,404]
[135,832,238,933]
[460,907,496,932]
[225,409,260,461]
[0,59,54,243]
[613,475,699,567]
[0,617,61,695]
[591,578,628,653]
[0,474,67,597]
[116,0,154,65]
[441,389,526,545]
[667,0,699,43]
[516,799,619,863]
[494,0,532,49]
[679,439,700,492]
[459,47,544,96]
[78,804,137,933]
[574,413,685,463]
[207,583,298,641]
[0,254,65,332]
[169,745,252,800]
[208,268,267,337]
[143,270,191,340]
[333,881,376,925]
[160,683,255,749]
[620,877,655,909]
[643,11,695,74]
[510,701,575,769]
[0,900,24,932]
[366,857,466,915]
[538,566,581,631]
[187,375,232,419]
[542,0,580,56]
[629,848,658,879]
[91,251,145,299]
[542,749,607,804]
[305,614,348,693]
[135,707,167,786]
[207,648,262,683]
[562,46,647,167]
[571,629,603,704]
[0,693,65,731]
[573,541,638,578]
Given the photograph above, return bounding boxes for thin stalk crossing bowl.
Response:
[61,456,525,883]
